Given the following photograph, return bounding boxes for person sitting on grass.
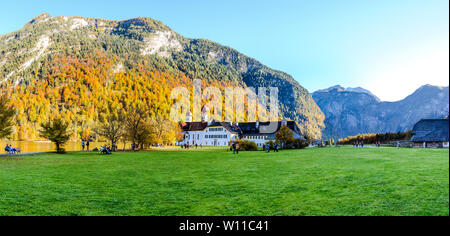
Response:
[100,145,112,155]
[12,147,20,154]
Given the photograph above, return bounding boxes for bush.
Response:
[270,139,308,150]
[292,139,308,149]
[234,140,258,151]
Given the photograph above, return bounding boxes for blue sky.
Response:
[0,0,448,101]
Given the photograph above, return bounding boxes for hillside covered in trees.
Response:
[0,13,325,141]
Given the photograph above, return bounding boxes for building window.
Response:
[209,127,224,132]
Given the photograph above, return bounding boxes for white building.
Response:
[180,121,240,147]
[178,112,305,147]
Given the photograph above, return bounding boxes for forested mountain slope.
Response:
[0,13,324,140]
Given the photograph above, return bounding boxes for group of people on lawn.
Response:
[99,145,112,155]
[353,141,365,147]
[264,143,280,153]
[353,141,383,148]
[4,144,20,154]
[230,142,280,155]
[181,143,203,149]
[81,140,90,151]
[231,142,240,154]
[82,140,113,155]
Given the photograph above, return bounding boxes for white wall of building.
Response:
[242,135,271,148]
[179,126,239,147]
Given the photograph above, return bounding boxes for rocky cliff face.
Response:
[313,85,449,139]
[0,13,325,139]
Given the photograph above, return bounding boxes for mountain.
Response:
[312,84,449,139]
[314,85,380,101]
[0,13,324,140]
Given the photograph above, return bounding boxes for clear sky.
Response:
[0,0,448,101]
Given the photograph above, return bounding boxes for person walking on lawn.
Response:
[82,140,85,151]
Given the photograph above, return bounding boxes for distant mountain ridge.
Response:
[313,84,449,139]
[314,85,380,101]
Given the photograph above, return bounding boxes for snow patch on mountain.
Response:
[22,35,51,68]
[141,31,182,57]
[208,51,220,61]
[70,18,89,30]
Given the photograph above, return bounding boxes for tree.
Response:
[149,115,181,146]
[39,117,71,153]
[0,96,15,139]
[275,125,294,149]
[164,120,183,146]
[95,112,126,151]
[125,106,151,150]
[304,134,314,145]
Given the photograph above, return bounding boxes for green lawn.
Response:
[0,147,448,216]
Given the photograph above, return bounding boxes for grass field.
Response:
[0,147,448,216]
